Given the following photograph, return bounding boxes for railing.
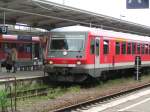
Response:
[0,76,17,112]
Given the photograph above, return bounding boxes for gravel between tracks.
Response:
[17,77,150,112]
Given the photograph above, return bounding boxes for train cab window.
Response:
[132,42,136,54]
[142,44,145,54]
[127,43,131,54]
[96,39,99,56]
[145,44,148,54]
[90,39,95,54]
[137,43,141,54]
[103,40,109,54]
[115,42,120,54]
[121,42,126,54]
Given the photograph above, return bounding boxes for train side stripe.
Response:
[52,61,150,69]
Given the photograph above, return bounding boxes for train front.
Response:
[44,31,88,82]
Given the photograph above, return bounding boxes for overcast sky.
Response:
[48,0,150,27]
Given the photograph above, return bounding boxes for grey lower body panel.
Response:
[44,64,135,76]
[44,63,148,81]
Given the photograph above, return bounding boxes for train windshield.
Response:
[50,34,85,51]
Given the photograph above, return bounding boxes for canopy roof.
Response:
[0,0,150,36]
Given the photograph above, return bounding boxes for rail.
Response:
[52,82,150,112]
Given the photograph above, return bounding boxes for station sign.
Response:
[17,35,32,41]
[126,0,149,9]
[0,26,8,34]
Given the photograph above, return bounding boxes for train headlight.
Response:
[63,51,67,56]
[49,60,53,64]
[76,61,81,65]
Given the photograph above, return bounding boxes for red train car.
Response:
[44,25,150,82]
[0,34,40,60]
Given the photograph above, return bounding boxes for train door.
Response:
[94,37,100,75]
[35,43,40,58]
[95,38,100,67]
[33,43,40,59]
[102,39,111,68]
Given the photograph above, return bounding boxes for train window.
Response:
[96,39,99,56]
[132,42,136,54]
[103,40,109,54]
[0,43,1,50]
[11,43,16,48]
[0,43,3,51]
[50,38,84,51]
[121,42,126,54]
[141,44,145,54]
[127,43,131,54]
[137,43,141,54]
[4,42,11,53]
[24,44,32,53]
[90,39,95,54]
[149,45,150,54]
[145,44,148,54]
[115,42,120,54]
[18,44,23,52]
[148,45,150,54]
[50,39,68,50]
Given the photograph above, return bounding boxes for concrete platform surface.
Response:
[0,70,47,82]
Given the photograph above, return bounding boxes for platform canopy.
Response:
[0,0,150,36]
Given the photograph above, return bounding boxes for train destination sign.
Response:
[126,0,149,9]
[17,35,32,41]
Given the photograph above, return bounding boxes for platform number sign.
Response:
[126,0,149,9]
[0,26,8,34]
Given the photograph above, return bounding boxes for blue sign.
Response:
[18,35,32,41]
[0,26,8,34]
[126,0,149,9]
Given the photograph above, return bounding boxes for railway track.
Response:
[14,87,48,99]
[52,81,150,112]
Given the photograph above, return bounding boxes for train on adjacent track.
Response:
[0,34,40,61]
[44,25,150,82]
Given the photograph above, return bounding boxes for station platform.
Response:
[0,69,48,84]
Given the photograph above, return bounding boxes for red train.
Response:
[0,34,40,60]
[44,25,150,82]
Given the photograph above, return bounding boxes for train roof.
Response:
[51,25,96,32]
[51,25,150,43]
